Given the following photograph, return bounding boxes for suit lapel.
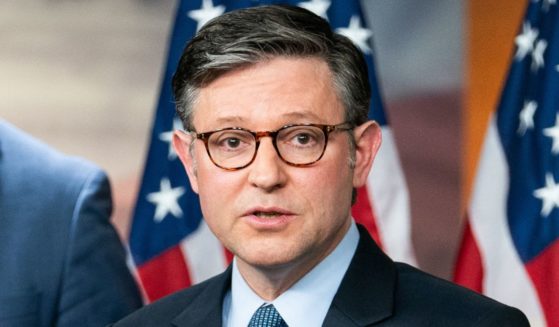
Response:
[171,266,232,327]
[168,226,396,327]
[324,225,396,326]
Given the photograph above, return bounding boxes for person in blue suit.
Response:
[0,119,142,326]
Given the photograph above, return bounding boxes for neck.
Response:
[235,219,352,301]
[236,260,309,301]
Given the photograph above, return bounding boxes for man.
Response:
[0,120,142,326]
[113,5,529,326]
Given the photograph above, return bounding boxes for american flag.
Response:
[454,1,559,326]
[129,0,415,303]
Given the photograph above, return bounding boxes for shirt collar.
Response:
[225,220,359,327]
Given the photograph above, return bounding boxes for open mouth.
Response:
[242,207,296,228]
[253,211,283,218]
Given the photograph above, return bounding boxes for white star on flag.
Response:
[531,39,547,71]
[533,173,559,217]
[336,15,372,53]
[543,114,559,154]
[297,0,331,19]
[515,21,539,61]
[517,100,538,135]
[147,178,185,222]
[187,0,226,32]
[556,64,559,72]
[159,117,183,160]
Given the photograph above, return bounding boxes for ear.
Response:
[173,130,199,194]
[352,121,382,188]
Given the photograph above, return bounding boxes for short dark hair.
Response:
[172,4,371,131]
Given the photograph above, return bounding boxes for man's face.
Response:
[174,57,379,277]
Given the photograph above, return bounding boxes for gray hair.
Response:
[172,4,371,132]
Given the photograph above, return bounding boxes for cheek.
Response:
[294,162,353,216]
[196,168,242,218]
[196,174,242,243]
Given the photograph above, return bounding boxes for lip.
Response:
[241,206,296,229]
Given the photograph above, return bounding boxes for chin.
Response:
[236,245,301,269]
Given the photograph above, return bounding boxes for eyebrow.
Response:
[213,110,325,126]
[213,116,245,125]
[281,110,324,122]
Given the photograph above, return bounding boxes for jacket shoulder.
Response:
[0,120,105,194]
[393,263,530,326]
[111,274,222,326]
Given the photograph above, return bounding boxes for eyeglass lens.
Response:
[207,125,327,168]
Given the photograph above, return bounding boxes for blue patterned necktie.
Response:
[248,304,288,327]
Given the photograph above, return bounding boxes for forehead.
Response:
[192,57,344,130]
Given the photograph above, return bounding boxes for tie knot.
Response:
[248,304,287,327]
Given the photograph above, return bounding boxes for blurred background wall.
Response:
[0,0,523,279]
[0,0,175,239]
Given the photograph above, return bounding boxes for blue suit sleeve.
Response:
[55,169,142,326]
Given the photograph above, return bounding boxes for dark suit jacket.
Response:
[112,224,529,326]
[0,120,142,326]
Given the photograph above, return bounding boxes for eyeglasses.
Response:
[192,122,354,171]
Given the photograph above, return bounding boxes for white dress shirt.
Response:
[222,220,359,327]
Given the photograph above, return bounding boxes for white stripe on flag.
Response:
[469,121,545,326]
[369,127,417,265]
[180,220,228,284]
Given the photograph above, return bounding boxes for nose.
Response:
[247,137,287,192]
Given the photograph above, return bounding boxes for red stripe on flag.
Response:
[525,239,559,327]
[223,246,234,265]
[137,245,192,302]
[352,186,383,248]
[453,217,484,293]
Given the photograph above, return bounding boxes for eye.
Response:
[280,127,322,148]
[294,133,313,145]
[223,137,241,148]
[211,131,253,152]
